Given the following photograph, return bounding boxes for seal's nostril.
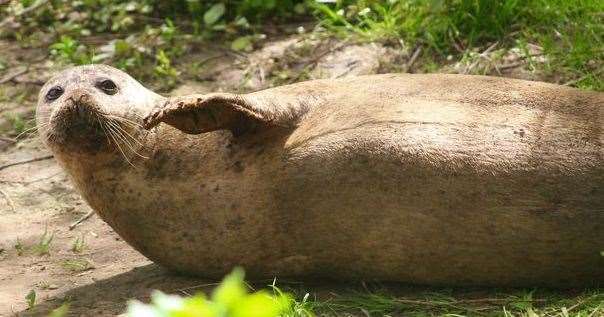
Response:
[78,93,91,103]
[77,103,87,117]
[63,91,97,120]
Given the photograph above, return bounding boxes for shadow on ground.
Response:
[19,264,212,316]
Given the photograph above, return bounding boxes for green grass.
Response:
[5,0,601,90]
[70,235,86,254]
[126,277,604,317]
[61,258,94,272]
[300,289,604,316]
[32,229,54,256]
[4,113,28,136]
[25,289,36,310]
[312,0,604,90]
[122,270,604,317]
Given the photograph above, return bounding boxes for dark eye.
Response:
[96,79,118,95]
[46,86,64,101]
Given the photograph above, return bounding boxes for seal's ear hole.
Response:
[46,86,64,102]
[96,79,118,95]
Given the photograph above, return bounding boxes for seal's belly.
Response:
[276,97,603,286]
[278,120,604,286]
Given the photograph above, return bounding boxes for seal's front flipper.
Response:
[143,92,310,135]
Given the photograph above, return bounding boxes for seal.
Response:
[37,64,604,287]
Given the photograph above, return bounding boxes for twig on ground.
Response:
[11,78,45,85]
[391,298,489,316]
[0,53,49,85]
[0,136,17,143]
[0,155,54,172]
[335,60,359,79]
[198,54,227,66]
[287,41,353,84]
[0,67,28,84]
[0,189,15,212]
[393,297,548,306]
[173,282,220,293]
[0,0,50,29]
[406,46,422,72]
[0,171,62,184]
[306,40,353,66]
[464,42,498,74]
[69,210,95,230]
[566,297,589,313]
[498,62,524,70]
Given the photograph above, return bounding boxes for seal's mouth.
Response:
[44,96,150,164]
[46,96,108,152]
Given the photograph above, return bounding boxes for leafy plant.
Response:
[25,289,36,309]
[154,49,180,89]
[49,35,92,65]
[204,3,226,26]
[48,303,70,317]
[127,268,294,317]
[71,235,85,253]
[14,239,25,256]
[32,229,54,256]
[61,259,94,272]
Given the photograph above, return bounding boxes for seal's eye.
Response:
[46,86,64,101]
[96,79,118,95]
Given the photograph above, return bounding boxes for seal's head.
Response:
[36,65,163,157]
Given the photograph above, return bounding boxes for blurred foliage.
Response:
[126,268,303,317]
[0,0,601,90]
[0,0,307,90]
[1,0,306,36]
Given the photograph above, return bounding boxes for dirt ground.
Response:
[0,35,546,316]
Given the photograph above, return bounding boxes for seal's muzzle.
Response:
[49,90,107,152]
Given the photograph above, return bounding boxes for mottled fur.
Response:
[37,65,604,287]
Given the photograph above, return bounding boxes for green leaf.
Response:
[25,289,36,309]
[48,303,70,317]
[231,36,253,52]
[173,297,213,317]
[125,268,294,317]
[232,291,290,317]
[204,3,225,26]
[294,3,306,15]
[211,267,247,308]
[114,39,131,55]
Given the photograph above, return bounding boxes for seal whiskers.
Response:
[104,115,148,147]
[15,122,47,140]
[100,116,135,167]
[104,118,149,159]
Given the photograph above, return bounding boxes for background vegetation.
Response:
[1,0,602,90]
